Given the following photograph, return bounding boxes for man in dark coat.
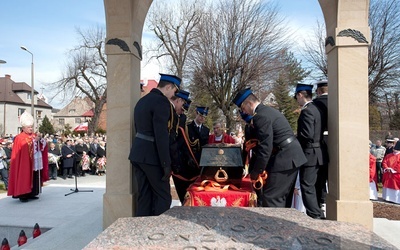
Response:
[233,88,307,208]
[312,80,329,210]
[185,106,210,163]
[295,83,326,219]
[170,89,192,204]
[129,73,181,216]
[61,139,75,179]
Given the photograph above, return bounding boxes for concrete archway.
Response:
[103,0,372,229]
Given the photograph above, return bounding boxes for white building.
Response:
[0,74,52,136]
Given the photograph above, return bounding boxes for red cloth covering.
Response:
[208,133,236,144]
[7,132,49,197]
[382,153,400,190]
[183,177,257,207]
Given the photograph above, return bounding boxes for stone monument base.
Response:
[85,207,396,249]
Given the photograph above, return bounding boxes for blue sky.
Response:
[0,0,322,108]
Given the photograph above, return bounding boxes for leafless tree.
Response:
[368,0,400,104]
[145,0,203,83]
[189,0,290,129]
[301,0,400,105]
[46,26,107,133]
[300,21,327,80]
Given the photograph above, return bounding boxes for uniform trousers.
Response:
[300,165,323,218]
[262,167,299,208]
[315,164,328,205]
[133,162,172,216]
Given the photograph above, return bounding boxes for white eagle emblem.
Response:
[210,196,227,207]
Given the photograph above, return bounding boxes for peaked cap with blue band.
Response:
[159,73,181,90]
[295,83,313,93]
[175,89,190,101]
[232,87,252,107]
[196,106,209,116]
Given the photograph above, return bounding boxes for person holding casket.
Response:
[233,87,307,208]
[129,73,181,216]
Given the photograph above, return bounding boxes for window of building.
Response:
[75,118,81,123]
[36,110,42,119]
[59,118,65,125]
[18,108,26,116]
[69,109,76,114]
[27,93,32,100]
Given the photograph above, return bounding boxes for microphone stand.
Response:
[65,146,93,196]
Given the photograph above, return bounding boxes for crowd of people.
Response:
[0,111,107,202]
[370,136,400,204]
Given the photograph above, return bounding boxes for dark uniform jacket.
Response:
[129,88,172,170]
[169,108,180,172]
[297,102,324,167]
[313,94,328,132]
[313,94,329,164]
[186,120,210,163]
[251,104,307,176]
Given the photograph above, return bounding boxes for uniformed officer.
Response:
[129,73,181,216]
[185,106,210,163]
[233,88,307,208]
[295,83,325,219]
[169,90,195,203]
[313,80,329,211]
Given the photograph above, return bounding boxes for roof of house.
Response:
[0,75,52,108]
[54,96,94,117]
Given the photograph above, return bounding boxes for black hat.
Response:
[316,80,328,88]
[232,87,252,107]
[394,141,400,150]
[159,73,181,90]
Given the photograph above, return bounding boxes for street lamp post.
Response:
[20,46,35,119]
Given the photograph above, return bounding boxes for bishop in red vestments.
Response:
[7,112,49,202]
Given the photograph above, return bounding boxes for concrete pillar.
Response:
[103,0,152,229]
[319,0,372,229]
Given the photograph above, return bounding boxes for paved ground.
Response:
[0,176,399,249]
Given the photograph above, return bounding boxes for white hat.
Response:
[20,111,34,127]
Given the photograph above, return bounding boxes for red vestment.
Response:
[7,132,49,197]
[208,133,236,144]
[382,153,400,190]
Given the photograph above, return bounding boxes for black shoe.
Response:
[19,198,29,202]
[62,176,66,180]
[29,196,39,200]
[68,176,73,179]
